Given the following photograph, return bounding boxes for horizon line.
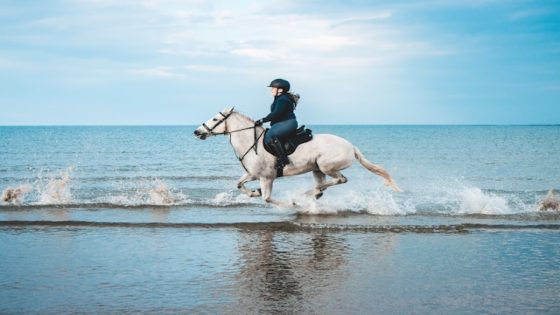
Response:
[1,123,559,127]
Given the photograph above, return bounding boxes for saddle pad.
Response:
[263,126,313,157]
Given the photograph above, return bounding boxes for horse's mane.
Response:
[231,110,255,123]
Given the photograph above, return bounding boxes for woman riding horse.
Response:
[254,78,299,172]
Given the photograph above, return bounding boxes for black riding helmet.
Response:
[267,78,290,91]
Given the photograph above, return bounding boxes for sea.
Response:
[1,125,559,314]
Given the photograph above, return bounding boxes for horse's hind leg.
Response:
[316,171,348,192]
[306,170,327,199]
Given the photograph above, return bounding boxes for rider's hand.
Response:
[254,119,263,127]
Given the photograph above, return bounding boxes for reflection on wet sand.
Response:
[230,230,395,313]
[149,207,171,222]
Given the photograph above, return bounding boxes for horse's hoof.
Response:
[314,192,323,200]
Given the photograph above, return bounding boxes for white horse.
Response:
[194,107,401,207]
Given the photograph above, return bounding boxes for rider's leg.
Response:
[265,119,297,170]
[269,137,289,169]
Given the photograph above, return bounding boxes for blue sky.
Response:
[0,0,559,125]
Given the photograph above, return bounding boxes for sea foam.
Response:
[37,166,74,204]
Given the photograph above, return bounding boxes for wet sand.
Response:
[1,222,559,314]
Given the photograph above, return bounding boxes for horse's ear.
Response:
[223,106,235,114]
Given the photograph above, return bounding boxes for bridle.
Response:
[201,111,232,136]
[200,110,265,172]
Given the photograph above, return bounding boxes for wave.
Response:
[0,188,555,216]
[285,185,559,216]
[1,170,191,207]
[1,166,557,216]
[1,220,559,233]
[2,167,74,205]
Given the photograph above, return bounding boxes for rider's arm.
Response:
[261,97,291,123]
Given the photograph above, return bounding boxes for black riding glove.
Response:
[254,119,264,127]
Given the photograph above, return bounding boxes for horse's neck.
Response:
[228,114,262,157]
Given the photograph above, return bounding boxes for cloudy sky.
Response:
[0,0,559,125]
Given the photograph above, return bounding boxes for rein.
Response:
[202,111,265,172]
[202,111,256,136]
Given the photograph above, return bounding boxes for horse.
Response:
[193,107,401,207]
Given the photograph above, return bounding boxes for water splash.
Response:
[1,165,552,215]
[211,190,253,206]
[1,184,32,205]
[458,187,510,214]
[107,179,191,206]
[37,167,74,204]
[148,179,188,205]
[287,187,407,215]
[538,189,559,211]
[280,181,543,216]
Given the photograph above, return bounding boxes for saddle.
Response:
[263,125,313,157]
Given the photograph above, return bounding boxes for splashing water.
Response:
[107,179,191,206]
[211,191,253,206]
[289,188,406,215]
[458,187,509,214]
[1,184,32,205]
[277,182,543,216]
[37,167,74,205]
[0,164,550,215]
[148,179,186,205]
[148,180,173,205]
[538,189,559,211]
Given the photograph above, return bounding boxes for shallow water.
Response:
[1,125,559,215]
[1,125,559,313]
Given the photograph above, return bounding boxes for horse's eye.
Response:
[212,118,218,121]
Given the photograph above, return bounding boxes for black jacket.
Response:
[261,94,296,125]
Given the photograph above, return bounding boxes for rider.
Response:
[254,78,299,172]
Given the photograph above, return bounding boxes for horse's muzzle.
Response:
[193,129,207,140]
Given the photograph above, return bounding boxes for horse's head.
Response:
[193,107,235,140]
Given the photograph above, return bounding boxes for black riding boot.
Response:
[270,138,289,176]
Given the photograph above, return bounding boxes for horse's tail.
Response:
[354,146,402,192]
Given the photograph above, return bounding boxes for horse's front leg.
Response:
[237,173,261,197]
[260,177,294,208]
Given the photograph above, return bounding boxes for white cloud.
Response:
[184,64,230,73]
[297,35,360,51]
[130,66,184,79]
[329,11,393,27]
[0,0,456,84]
[230,48,287,61]
[14,1,450,73]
